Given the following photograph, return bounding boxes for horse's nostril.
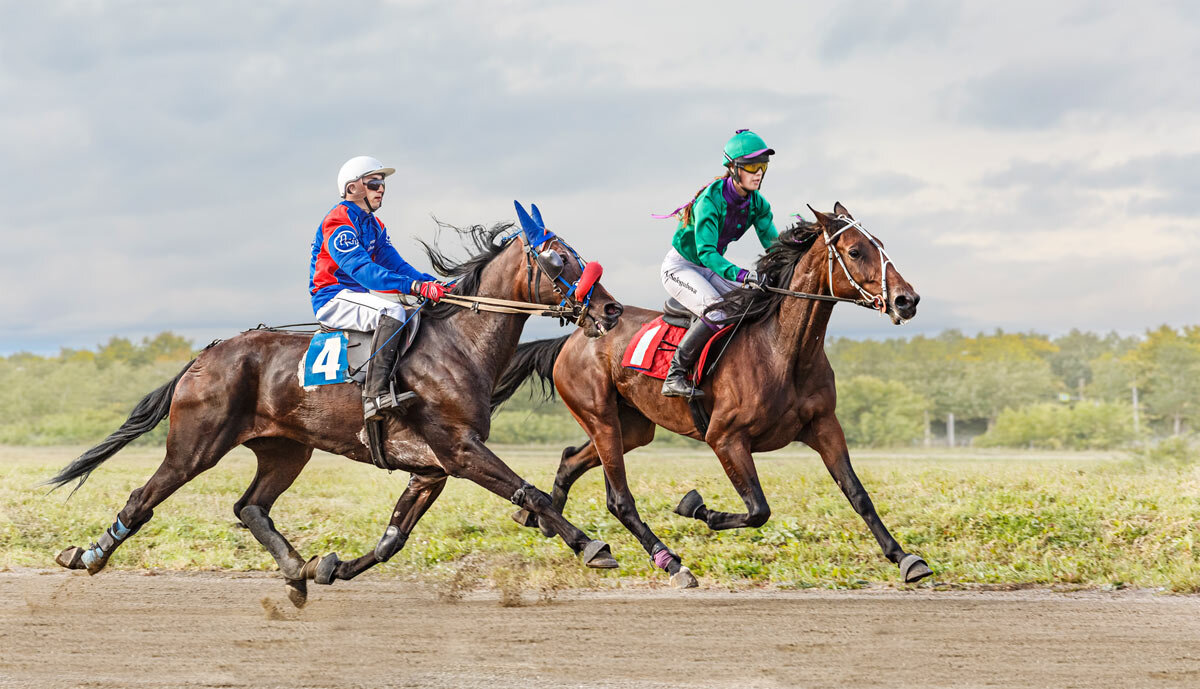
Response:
[605,303,623,318]
[912,293,921,307]
[895,295,910,308]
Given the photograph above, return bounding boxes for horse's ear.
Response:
[808,204,831,226]
[514,201,539,239]
[833,201,852,219]
[530,204,546,230]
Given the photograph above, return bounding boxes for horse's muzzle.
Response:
[890,291,919,323]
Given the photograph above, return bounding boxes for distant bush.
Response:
[1132,435,1198,466]
[489,410,585,445]
[837,376,928,448]
[0,334,195,447]
[976,401,1135,450]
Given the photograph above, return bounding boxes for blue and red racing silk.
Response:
[309,201,437,313]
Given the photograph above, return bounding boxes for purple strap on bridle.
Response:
[653,548,674,570]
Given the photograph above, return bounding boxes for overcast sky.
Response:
[2,1,1197,354]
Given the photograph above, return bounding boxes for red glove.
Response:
[412,281,447,302]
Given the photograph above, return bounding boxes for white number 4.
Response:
[312,337,342,380]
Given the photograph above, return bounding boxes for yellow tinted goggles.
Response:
[737,161,769,174]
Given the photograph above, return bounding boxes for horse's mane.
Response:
[417,220,518,320]
[704,221,821,326]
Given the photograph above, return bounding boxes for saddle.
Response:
[620,299,735,436]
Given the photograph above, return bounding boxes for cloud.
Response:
[2,2,1200,354]
[943,63,1134,130]
[818,1,961,63]
[981,153,1200,217]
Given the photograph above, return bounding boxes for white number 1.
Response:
[312,337,342,380]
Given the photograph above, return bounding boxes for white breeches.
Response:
[314,290,409,332]
[660,248,737,321]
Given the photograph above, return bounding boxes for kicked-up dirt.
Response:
[1,569,1197,688]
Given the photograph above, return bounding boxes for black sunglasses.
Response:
[363,178,386,191]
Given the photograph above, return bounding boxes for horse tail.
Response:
[45,358,197,495]
[490,335,570,413]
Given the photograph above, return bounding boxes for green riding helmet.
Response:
[722,129,776,166]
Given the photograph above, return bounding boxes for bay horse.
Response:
[47,205,624,606]
[491,203,931,588]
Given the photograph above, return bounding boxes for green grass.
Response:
[2,445,1198,591]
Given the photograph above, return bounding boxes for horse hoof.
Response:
[285,578,308,608]
[675,489,706,519]
[314,553,340,585]
[279,552,306,581]
[582,540,619,569]
[900,554,932,583]
[511,508,538,528]
[55,546,85,570]
[670,566,699,589]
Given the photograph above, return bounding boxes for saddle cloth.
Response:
[620,315,732,382]
[307,308,421,386]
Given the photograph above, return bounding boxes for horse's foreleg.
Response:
[512,439,600,538]
[801,414,932,583]
[432,431,618,569]
[676,434,772,531]
[325,472,447,583]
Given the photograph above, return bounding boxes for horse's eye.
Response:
[848,248,861,259]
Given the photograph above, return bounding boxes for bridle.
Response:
[762,214,893,315]
[521,233,603,329]
[436,204,606,331]
[822,214,892,314]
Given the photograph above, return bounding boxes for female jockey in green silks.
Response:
[657,129,779,398]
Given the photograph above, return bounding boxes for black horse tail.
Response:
[490,335,570,414]
[45,358,197,495]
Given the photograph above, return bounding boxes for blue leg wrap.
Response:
[111,517,130,540]
[81,517,131,569]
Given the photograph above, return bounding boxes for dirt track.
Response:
[1,570,1197,689]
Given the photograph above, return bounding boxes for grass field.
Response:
[2,444,1198,592]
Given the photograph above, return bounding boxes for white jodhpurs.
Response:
[660,248,737,321]
[314,290,409,332]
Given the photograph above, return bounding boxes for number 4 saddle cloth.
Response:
[620,315,733,383]
[300,309,421,389]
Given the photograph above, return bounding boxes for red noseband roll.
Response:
[576,262,603,297]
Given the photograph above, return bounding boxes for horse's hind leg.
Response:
[515,406,654,538]
[56,421,244,575]
[585,406,699,587]
[233,438,313,606]
[320,471,448,586]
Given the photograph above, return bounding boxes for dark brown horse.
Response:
[47,209,624,606]
[492,203,931,588]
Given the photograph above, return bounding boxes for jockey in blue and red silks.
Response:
[309,155,449,421]
[656,129,780,399]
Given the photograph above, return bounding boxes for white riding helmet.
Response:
[337,156,396,198]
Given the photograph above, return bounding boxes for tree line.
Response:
[2,327,1195,449]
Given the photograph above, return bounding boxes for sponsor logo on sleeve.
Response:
[332,230,359,252]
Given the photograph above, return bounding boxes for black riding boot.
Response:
[363,314,417,421]
[661,320,714,398]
